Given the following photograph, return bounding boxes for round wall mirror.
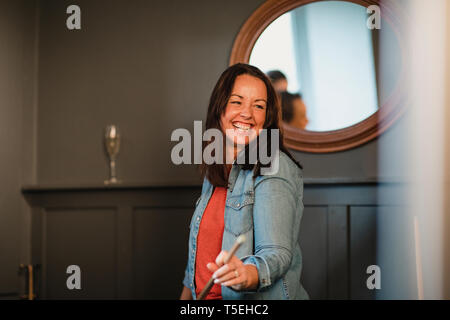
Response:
[229,0,407,153]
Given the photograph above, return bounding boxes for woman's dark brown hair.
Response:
[200,63,302,187]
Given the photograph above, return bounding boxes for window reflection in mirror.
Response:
[250,1,379,132]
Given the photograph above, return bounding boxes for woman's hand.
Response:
[206,250,259,291]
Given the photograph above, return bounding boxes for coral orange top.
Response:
[194,186,227,300]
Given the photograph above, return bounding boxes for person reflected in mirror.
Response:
[266,70,288,93]
[281,91,309,130]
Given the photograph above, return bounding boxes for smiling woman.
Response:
[180,63,308,300]
[220,74,267,161]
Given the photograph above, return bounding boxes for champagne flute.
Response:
[104,125,121,184]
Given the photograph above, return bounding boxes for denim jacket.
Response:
[183,151,309,300]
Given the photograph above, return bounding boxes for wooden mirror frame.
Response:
[229,0,407,153]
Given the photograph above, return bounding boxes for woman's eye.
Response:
[255,105,265,109]
[231,101,241,105]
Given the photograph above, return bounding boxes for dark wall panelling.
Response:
[327,205,349,299]
[299,205,328,299]
[133,207,192,299]
[23,181,405,299]
[44,208,117,299]
[349,206,377,300]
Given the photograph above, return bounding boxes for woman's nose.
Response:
[239,102,253,119]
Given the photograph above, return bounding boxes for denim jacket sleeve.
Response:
[242,154,303,291]
[182,263,189,288]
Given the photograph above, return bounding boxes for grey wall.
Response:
[0,0,38,296]
[37,0,266,185]
[36,0,403,185]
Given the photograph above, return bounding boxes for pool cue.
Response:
[197,235,246,300]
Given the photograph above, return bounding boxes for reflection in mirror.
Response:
[250,1,379,132]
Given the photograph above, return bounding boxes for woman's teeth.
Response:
[233,123,251,132]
